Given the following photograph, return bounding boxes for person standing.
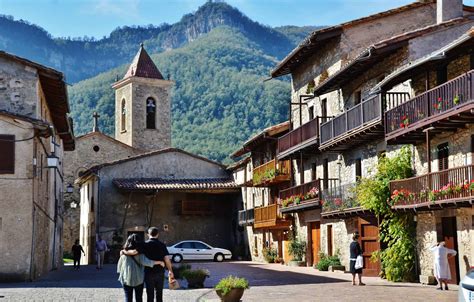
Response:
[430,241,457,290]
[71,239,85,270]
[118,234,165,302]
[96,235,108,270]
[349,232,365,286]
[142,227,174,302]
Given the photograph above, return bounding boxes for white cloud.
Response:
[86,0,141,19]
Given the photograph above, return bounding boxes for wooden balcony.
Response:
[319,93,410,151]
[389,165,474,210]
[277,117,320,160]
[238,208,254,226]
[385,70,474,144]
[252,159,291,187]
[279,178,338,213]
[254,204,291,229]
[320,183,367,218]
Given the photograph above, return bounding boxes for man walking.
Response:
[142,227,174,302]
[96,235,108,270]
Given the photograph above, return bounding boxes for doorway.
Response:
[441,217,460,284]
[358,217,381,277]
[309,222,321,266]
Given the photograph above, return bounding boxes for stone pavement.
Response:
[0,261,458,302]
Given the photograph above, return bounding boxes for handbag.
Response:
[168,277,180,290]
[355,255,364,270]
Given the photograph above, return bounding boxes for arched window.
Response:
[146,97,156,129]
[121,99,126,131]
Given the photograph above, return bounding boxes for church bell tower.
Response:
[112,43,172,151]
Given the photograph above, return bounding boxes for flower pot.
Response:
[288,260,306,267]
[185,275,207,288]
[216,288,245,302]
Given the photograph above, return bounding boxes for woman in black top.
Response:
[72,239,85,270]
[349,232,365,286]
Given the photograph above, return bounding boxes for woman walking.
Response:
[117,234,165,302]
[430,241,457,290]
[71,239,85,270]
[349,232,365,286]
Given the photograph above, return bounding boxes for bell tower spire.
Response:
[111,44,173,151]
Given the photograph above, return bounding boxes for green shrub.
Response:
[262,247,278,263]
[172,264,192,279]
[215,276,249,296]
[181,268,210,279]
[316,252,341,271]
[288,236,306,261]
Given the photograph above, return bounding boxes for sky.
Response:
[0,0,474,39]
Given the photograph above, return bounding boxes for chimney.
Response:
[437,0,463,24]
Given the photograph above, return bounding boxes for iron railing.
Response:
[238,208,255,226]
[321,183,359,212]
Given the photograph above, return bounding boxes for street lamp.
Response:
[66,183,74,193]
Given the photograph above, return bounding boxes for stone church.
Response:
[66,45,242,263]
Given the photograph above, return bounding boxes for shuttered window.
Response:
[0,135,14,174]
[437,143,449,171]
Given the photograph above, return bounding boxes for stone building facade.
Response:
[0,51,74,281]
[263,0,474,281]
[76,149,241,264]
[63,44,169,252]
[230,122,293,263]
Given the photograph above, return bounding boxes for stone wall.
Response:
[63,132,139,252]
[114,77,172,151]
[0,56,39,118]
[320,218,358,269]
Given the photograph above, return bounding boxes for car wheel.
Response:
[214,253,224,262]
[172,254,183,263]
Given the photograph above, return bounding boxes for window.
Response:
[176,242,194,249]
[0,135,14,174]
[193,242,211,249]
[121,99,126,132]
[437,143,449,171]
[308,106,314,121]
[323,159,329,189]
[436,65,448,86]
[355,158,362,181]
[354,90,362,105]
[146,97,156,129]
[311,163,317,181]
[321,99,327,123]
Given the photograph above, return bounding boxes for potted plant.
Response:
[287,236,306,266]
[215,276,249,302]
[262,247,278,263]
[182,268,209,288]
[172,263,192,280]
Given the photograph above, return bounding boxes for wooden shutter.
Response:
[0,135,14,174]
[437,143,449,171]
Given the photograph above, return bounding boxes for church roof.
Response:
[113,178,239,192]
[123,44,164,80]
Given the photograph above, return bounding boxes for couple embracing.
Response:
[117,227,175,302]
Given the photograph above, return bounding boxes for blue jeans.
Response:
[144,269,165,302]
[123,284,144,302]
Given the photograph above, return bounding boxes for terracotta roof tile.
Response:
[123,44,164,80]
[113,178,239,191]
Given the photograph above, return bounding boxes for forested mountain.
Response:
[0,1,321,162]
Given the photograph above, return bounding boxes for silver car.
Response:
[167,240,232,263]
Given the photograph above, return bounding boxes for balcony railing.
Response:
[389,165,474,208]
[238,208,254,226]
[385,70,474,136]
[253,159,291,186]
[279,178,338,209]
[320,94,382,146]
[277,117,320,158]
[254,203,290,229]
[321,183,359,213]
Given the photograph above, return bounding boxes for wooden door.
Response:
[441,217,459,284]
[358,217,380,277]
[327,225,333,256]
[311,222,321,266]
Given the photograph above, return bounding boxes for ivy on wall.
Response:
[355,146,417,282]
